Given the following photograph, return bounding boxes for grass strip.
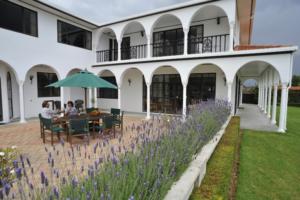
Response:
[190,116,241,200]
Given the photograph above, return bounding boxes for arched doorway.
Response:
[148,66,182,114]
[241,79,258,105]
[151,14,184,57]
[97,28,118,62]
[98,70,118,110]
[120,21,147,60]
[187,63,227,105]
[188,5,230,54]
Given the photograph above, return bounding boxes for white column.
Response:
[229,21,235,51]
[258,80,262,108]
[146,83,151,120]
[147,35,151,58]
[60,87,64,110]
[93,88,97,108]
[239,85,243,106]
[182,82,187,118]
[88,88,93,108]
[283,87,290,131]
[1,74,9,122]
[183,28,189,55]
[118,39,121,61]
[264,78,268,114]
[227,81,232,102]
[267,86,272,118]
[278,83,288,132]
[118,87,121,109]
[19,80,26,123]
[227,81,233,113]
[271,84,278,124]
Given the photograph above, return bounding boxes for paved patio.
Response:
[236,104,278,132]
[0,115,146,180]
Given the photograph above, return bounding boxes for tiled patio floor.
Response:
[0,115,145,180]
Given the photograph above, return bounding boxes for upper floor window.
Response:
[57,20,92,50]
[37,72,60,97]
[0,0,38,37]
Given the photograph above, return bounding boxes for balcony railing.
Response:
[121,44,147,60]
[188,34,229,54]
[96,49,118,62]
[96,34,230,62]
[152,39,184,57]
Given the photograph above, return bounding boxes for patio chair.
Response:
[41,117,64,145]
[99,115,116,138]
[54,101,61,111]
[110,108,124,134]
[68,117,90,145]
[75,100,84,111]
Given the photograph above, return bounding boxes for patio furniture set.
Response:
[39,108,124,145]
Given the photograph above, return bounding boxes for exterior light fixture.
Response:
[217,17,221,25]
[29,75,34,84]
[223,77,227,86]
[128,79,132,86]
[141,31,144,37]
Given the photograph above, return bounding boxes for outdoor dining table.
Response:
[53,112,112,141]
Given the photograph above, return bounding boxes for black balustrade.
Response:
[188,34,229,54]
[121,44,147,60]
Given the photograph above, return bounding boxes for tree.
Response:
[292,75,300,86]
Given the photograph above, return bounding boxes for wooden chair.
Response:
[41,117,64,145]
[110,108,124,134]
[68,117,90,145]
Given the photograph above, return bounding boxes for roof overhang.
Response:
[19,0,99,30]
[237,0,256,45]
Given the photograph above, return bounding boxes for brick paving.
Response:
[0,116,145,180]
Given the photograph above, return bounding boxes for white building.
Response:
[0,0,297,132]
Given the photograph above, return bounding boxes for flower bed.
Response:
[0,100,230,199]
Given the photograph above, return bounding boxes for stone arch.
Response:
[188,4,230,28]
[187,63,228,103]
[150,13,183,41]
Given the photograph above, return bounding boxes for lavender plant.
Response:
[0,100,230,200]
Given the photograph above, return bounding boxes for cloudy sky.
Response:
[44,0,300,74]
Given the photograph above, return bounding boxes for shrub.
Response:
[0,100,231,200]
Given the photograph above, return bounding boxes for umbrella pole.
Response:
[84,88,87,110]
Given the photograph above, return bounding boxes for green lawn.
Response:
[236,106,300,200]
[190,117,241,200]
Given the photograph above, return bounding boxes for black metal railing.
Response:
[96,49,118,62]
[152,39,184,57]
[121,44,147,60]
[188,34,229,54]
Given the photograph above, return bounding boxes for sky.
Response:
[44,0,300,74]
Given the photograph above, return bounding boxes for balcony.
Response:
[96,5,231,63]
[188,34,229,54]
[121,44,147,60]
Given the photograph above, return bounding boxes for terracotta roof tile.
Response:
[234,45,289,51]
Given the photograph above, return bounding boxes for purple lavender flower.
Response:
[72,176,78,188]
[4,183,10,196]
[41,171,46,184]
[13,160,18,168]
[53,187,59,199]
[15,168,22,180]
[0,189,3,199]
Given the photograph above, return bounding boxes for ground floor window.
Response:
[187,73,216,104]
[37,72,60,97]
[0,77,2,121]
[142,73,216,114]
[97,76,118,99]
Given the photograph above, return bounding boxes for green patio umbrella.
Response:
[47,70,117,109]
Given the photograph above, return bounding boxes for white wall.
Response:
[24,66,60,118]
[121,69,143,112]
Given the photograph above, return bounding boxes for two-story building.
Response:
[0,0,297,132]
